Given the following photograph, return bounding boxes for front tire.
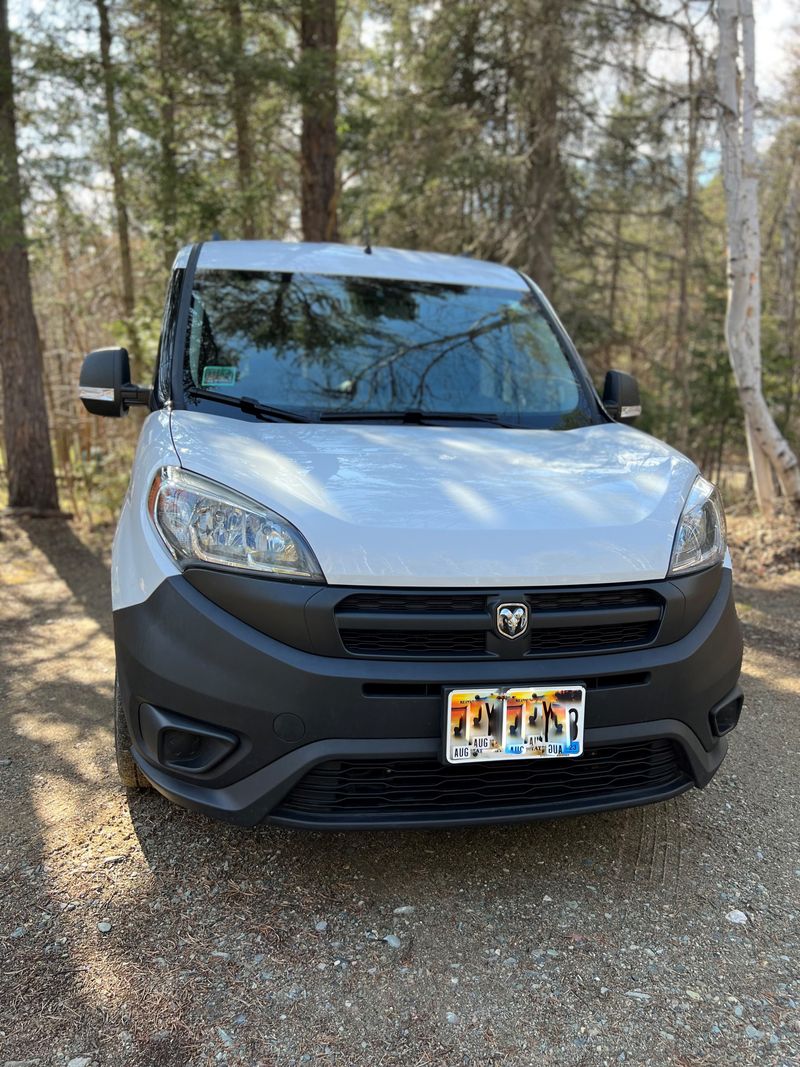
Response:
[114,673,150,789]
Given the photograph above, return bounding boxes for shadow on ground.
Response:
[22,515,115,639]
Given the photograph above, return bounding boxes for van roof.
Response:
[173,240,528,291]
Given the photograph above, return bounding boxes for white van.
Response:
[79,241,742,828]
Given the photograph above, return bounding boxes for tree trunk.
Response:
[158,2,178,270]
[0,0,60,513]
[605,209,623,372]
[716,0,800,510]
[299,0,339,242]
[95,0,139,360]
[508,0,564,297]
[673,45,699,454]
[778,152,799,426]
[226,0,256,239]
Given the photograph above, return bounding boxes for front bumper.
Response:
[114,569,743,828]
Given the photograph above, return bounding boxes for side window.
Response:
[155,269,183,403]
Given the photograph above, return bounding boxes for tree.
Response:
[157,0,178,269]
[672,32,702,454]
[717,0,800,510]
[775,156,799,425]
[299,0,339,242]
[508,0,567,297]
[225,0,256,239]
[0,0,60,513]
[95,0,138,358]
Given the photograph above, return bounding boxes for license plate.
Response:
[444,684,586,764]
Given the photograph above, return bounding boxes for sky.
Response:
[639,0,795,104]
[755,0,796,97]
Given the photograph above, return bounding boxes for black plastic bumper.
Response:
[114,569,743,828]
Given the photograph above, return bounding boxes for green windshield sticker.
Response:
[201,365,238,386]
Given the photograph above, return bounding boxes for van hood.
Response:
[169,412,697,587]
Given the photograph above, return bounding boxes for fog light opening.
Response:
[157,725,237,772]
[161,729,205,767]
[710,694,743,737]
[138,703,239,774]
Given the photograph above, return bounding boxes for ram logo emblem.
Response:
[496,603,529,639]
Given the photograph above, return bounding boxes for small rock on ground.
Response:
[726,909,748,924]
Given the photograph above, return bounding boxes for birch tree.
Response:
[717,0,800,510]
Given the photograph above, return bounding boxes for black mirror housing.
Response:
[602,369,641,423]
[79,347,150,417]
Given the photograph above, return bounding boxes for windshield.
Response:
[181,270,596,428]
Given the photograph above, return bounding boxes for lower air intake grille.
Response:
[274,740,689,823]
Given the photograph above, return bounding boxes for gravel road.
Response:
[0,516,797,1067]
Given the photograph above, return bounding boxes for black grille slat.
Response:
[527,621,657,653]
[334,586,665,658]
[528,605,661,630]
[340,629,488,656]
[338,592,487,614]
[528,589,660,612]
[276,741,689,818]
[336,611,489,632]
[339,589,660,616]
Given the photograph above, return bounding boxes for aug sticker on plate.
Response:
[445,685,585,764]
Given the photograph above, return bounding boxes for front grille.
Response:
[274,740,689,822]
[335,585,664,659]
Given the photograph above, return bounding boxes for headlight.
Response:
[668,476,727,576]
[148,467,324,582]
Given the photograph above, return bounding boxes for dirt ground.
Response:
[0,515,797,1067]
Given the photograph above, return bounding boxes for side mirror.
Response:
[602,369,641,423]
[78,347,151,417]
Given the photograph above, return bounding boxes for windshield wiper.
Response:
[187,391,508,427]
[319,409,509,426]
[186,387,310,423]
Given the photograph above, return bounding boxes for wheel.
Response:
[114,673,150,790]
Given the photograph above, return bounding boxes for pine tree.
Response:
[0,0,60,513]
[299,0,339,241]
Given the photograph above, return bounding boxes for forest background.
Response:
[1,0,799,525]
